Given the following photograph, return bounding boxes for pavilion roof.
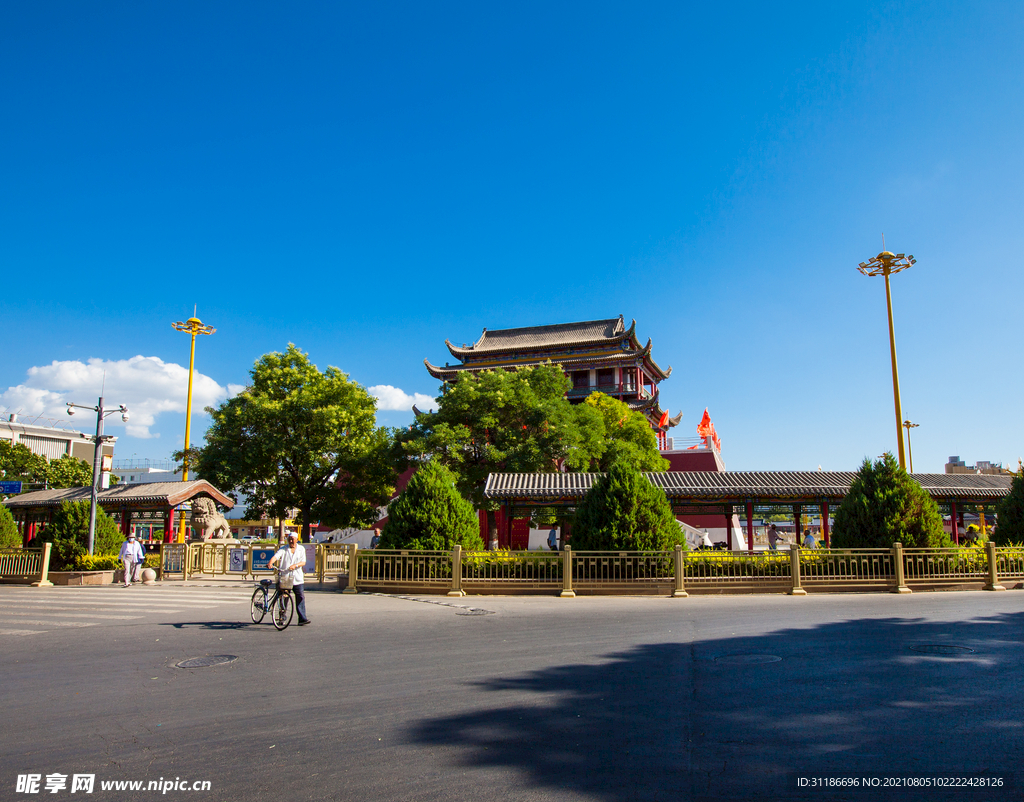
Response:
[445,316,634,358]
[483,471,1011,505]
[3,480,235,511]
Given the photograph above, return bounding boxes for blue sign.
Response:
[0,481,22,494]
[252,548,276,572]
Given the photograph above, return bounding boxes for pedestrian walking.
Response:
[369,527,381,549]
[119,533,145,587]
[767,523,782,551]
[268,532,310,626]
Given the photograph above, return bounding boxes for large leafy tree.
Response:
[0,441,48,487]
[993,465,1024,545]
[379,460,483,550]
[192,344,398,540]
[403,364,601,547]
[832,453,949,548]
[45,455,95,489]
[571,460,682,550]
[582,392,669,472]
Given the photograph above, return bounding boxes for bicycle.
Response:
[249,570,295,630]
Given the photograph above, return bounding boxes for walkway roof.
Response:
[484,471,1011,506]
[3,480,234,512]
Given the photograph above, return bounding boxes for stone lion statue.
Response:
[191,496,232,540]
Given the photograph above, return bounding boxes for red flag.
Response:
[696,408,712,437]
[658,410,669,428]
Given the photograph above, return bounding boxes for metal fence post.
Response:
[673,544,688,597]
[891,542,911,594]
[343,543,359,594]
[448,544,465,597]
[789,546,806,596]
[560,545,575,598]
[984,541,1006,591]
[31,542,53,587]
[157,543,164,581]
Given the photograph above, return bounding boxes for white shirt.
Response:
[272,545,306,586]
[119,540,145,562]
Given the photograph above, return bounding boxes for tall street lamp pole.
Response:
[66,398,129,555]
[857,249,916,470]
[903,420,920,473]
[172,312,216,543]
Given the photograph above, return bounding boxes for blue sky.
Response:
[2,1,1022,473]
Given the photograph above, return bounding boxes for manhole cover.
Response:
[456,608,495,616]
[175,655,238,669]
[909,645,975,655]
[715,654,782,664]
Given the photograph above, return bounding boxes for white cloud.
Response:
[1,356,235,439]
[368,385,436,412]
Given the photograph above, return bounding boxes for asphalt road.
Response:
[1,583,1022,802]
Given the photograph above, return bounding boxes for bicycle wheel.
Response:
[272,591,294,630]
[250,587,268,624]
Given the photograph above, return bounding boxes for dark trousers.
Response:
[292,583,308,622]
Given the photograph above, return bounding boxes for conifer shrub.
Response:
[379,461,484,551]
[832,454,949,549]
[571,460,684,551]
[36,501,123,569]
[0,503,19,549]
[993,467,1024,545]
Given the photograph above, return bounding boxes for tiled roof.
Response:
[445,317,631,356]
[483,471,1011,504]
[3,480,235,510]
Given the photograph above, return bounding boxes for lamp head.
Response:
[66,404,75,416]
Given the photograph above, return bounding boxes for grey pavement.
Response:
[1,583,1022,801]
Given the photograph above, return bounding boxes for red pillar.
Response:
[793,504,802,547]
[822,502,830,548]
[746,501,754,554]
[725,506,733,551]
[165,509,175,543]
[120,507,131,536]
[951,501,959,545]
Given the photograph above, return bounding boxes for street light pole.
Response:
[172,312,216,543]
[66,397,129,555]
[857,250,916,470]
[903,420,920,473]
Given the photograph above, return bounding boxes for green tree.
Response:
[831,453,949,548]
[37,501,123,568]
[191,344,397,540]
[582,392,669,472]
[571,460,683,551]
[44,455,95,488]
[0,441,48,487]
[403,364,601,547]
[379,460,483,550]
[993,466,1024,544]
[0,503,20,549]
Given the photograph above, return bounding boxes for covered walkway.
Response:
[484,470,1012,549]
[3,480,234,544]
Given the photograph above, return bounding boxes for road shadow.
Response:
[407,611,1024,801]
[161,621,254,630]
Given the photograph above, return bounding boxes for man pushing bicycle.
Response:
[268,533,311,626]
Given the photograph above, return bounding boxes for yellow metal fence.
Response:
[148,541,1022,596]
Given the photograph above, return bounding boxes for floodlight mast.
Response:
[903,420,920,473]
[857,251,916,470]
[171,313,216,542]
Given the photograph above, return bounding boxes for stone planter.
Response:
[48,570,115,586]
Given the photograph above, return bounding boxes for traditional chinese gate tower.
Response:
[424,315,682,441]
